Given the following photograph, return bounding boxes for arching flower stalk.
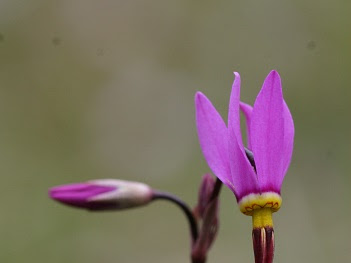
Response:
[49,179,200,260]
[195,70,294,263]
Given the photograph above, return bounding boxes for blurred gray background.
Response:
[0,0,350,262]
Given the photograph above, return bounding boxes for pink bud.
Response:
[49,179,153,211]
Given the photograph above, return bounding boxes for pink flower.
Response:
[195,70,294,213]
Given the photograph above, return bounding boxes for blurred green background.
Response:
[1,1,350,262]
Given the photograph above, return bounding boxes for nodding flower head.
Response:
[49,179,153,211]
[195,70,294,226]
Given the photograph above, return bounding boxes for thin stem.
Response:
[152,191,199,242]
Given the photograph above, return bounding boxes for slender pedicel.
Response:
[152,190,199,243]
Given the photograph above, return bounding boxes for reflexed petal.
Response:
[281,101,294,182]
[250,70,285,192]
[239,101,253,149]
[228,73,259,199]
[195,92,231,186]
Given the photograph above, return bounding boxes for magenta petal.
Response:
[228,73,259,199]
[49,183,116,209]
[195,92,232,187]
[282,100,295,179]
[239,101,253,149]
[250,70,285,193]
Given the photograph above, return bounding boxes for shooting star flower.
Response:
[195,70,294,263]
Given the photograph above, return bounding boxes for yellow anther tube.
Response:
[238,192,282,228]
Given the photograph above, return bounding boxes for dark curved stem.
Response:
[152,191,199,242]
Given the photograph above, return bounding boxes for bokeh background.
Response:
[1,1,350,262]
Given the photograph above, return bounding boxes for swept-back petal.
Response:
[239,101,253,149]
[195,92,232,187]
[228,73,259,200]
[250,70,285,193]
[281,100,294,184]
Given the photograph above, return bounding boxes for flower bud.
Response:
[49,179,153,211]
[193,173,215,219]
[191,174,220,263]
